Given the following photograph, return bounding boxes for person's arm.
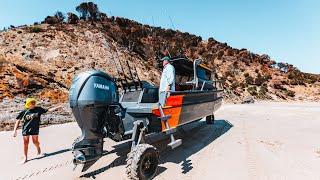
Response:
[13,120,20,137]
[47,104,63,112]
[165,66,175,91]
[13,110,25,137]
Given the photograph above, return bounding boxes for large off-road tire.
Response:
[206,114,215,124]
[126,144,159,180]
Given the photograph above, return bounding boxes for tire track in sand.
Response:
[241,118,262,180]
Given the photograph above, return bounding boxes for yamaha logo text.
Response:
[93,83,110,90]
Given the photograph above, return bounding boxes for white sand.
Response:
[1,102,320,180]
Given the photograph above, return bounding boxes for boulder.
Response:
[242,96,255,104]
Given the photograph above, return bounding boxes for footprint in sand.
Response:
[257,139,283,153]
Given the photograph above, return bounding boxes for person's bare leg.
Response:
[22,136,29,164]
[32,135,41,155]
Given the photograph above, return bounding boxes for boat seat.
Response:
[141,87,159,103]
[176,82,193,91]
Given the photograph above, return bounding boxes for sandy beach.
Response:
[1,102,320,180]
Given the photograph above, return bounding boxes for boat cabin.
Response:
[119,57,222,103]
[169,57,218,91]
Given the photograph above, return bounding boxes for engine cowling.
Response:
[69,70,121,171]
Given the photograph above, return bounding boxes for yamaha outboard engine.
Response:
[69,70,124,171]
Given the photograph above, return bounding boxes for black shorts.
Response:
[22,128,39,136]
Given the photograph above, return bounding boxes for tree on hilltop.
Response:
[54,11,65,22]
[76,2,101,21]
[43,11,65,24]
[67,13,79,24]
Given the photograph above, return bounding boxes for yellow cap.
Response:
[25,98,37,109]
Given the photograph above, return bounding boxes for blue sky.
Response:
[1,0,319,73]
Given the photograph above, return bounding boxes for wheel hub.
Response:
[144,159,151,170]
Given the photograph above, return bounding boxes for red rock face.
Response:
[0,17,319,103]
[0,56,68,101]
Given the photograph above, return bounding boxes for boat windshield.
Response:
[196,67,211,81]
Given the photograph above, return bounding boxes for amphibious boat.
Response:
[69,57,223,179]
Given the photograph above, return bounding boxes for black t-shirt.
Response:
[16,107,48,135]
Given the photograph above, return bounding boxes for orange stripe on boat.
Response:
[152,95,184,131]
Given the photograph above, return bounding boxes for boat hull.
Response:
[152,90,223,131]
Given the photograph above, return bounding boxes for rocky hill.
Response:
[1,15,320,106]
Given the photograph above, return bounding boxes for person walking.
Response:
[12,98,62,164]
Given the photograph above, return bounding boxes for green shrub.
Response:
[305,74,318,84]
[259,84,268,96]
[239,82,246,89]
[254,73,264,86]
[30,26,43,33]
[286,90,295,97]
[245,75,254,85]
[247,86,257,96]
[264,74,271,81]
[225,70,234,78]
[273,83,286,90]
[230,80,239,90]
[288,70,314,85]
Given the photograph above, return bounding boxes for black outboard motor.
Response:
[69,70,122,171]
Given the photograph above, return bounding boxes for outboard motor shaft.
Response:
[69,70,120,171]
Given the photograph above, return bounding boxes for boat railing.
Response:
[185,78,223,91]
[193,59,202,89]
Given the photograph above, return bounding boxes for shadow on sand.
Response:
[80,119,233,178]
[159,119,233,174]
[28,148,71,161]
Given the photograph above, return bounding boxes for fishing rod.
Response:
[110,55,126,91]
[125,59,137,90]
[148,15,161,64]
[163,43,172,58]
[114,48,131,91]
[168,15,176,30]
[126,42,142,90]
[163,9,176,30]
[101,41,127,91]
[134,65,142,88]
[151,16,155,27]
